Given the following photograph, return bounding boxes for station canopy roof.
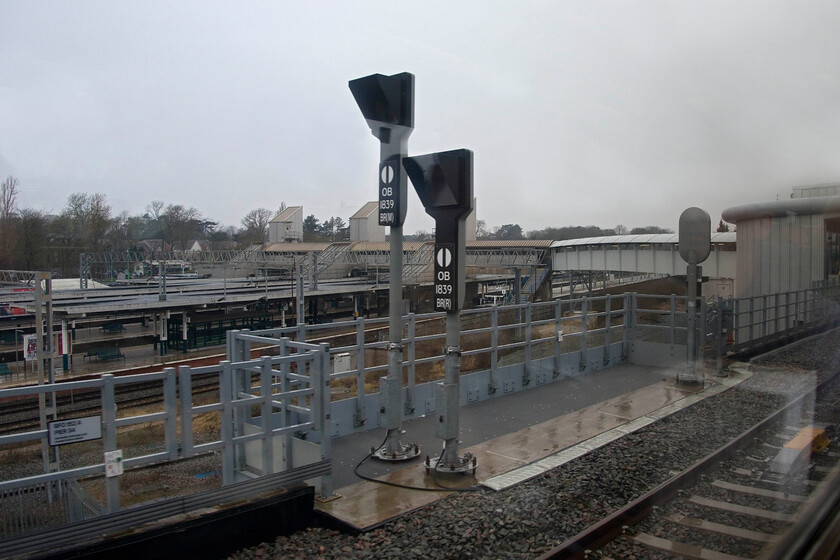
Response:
[550,232,735,248]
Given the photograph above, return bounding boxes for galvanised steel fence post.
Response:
[101,374,119,513]
[553,299,563,377]
[623,293,635,360]
[699,298,707,366]
[278,337,293,471]
[163,367,178,461]
[490,305,499,393]
[228,329,250,472]
[579,297,588,372]
[670,294,676,346]
[604,295,612,366]
[354,318,366,427]
[523,303,532,385]
[178,365,194,458]
[316,342,333,498]
[220,361,235,485]
[715,297,723,375]
[748,297,754,341]
[406,313,416,415]
[761,295,768,338]
[260,356,274,476]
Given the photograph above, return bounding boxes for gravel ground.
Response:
[226,329,840,560]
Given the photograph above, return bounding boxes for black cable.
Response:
[352,432,482,492]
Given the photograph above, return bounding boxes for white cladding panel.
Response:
[268,206,304,243]
[350,215,385,242]
[734,213,829,297]
[552,243,735,279]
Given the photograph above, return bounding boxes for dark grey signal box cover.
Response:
[403,149,473,218]
[679,207,711,264]
[404,149,474,311]
[348,73,415,131]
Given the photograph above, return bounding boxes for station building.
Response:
[722,184,840,298]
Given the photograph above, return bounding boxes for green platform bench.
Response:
[85,348,126,362]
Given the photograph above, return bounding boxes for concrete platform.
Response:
[317,365,749,531]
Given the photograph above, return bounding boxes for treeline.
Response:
[0,176,288,275]
[0,175,677,276]
[446,221,673,241]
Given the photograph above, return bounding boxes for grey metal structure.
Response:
[722,195,840,298]
[0,270,39,286]
[0,334,332,538]
[405,148,476,473]
[350,72,419,461]
[1,283,838,547]
[678,207,711,383]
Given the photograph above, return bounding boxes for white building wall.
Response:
[553,244,735,280]
[268,207,304,243]
[733,213,829,298]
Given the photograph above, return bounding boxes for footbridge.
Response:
[551,232,737,297]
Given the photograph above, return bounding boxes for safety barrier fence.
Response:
[0,337,330,540]
[0,478,102,540]
[1,284,838,540]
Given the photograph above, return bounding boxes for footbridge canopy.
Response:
[551,233,736,278]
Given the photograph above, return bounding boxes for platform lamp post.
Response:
[678,207,711,384]
[404,149,477,473]
[349,72,420,461]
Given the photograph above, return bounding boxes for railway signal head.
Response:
[349,72,415,142]
[404,149,474,312]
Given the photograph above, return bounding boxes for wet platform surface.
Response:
[318,365,710,530]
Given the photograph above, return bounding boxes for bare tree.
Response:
[476,219,491,239]
[0,176,19,267]
[614,224,628,235]
[240,208,273,244]
[160,204,202,249]
[14,208,48,270]
[63,192,112,250]
[146,200,165,220]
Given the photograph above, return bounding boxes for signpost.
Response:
[350,72,420,461]
[404,149,476,474]
[48,416,102,446]
[678,207,711,383]
[23,334,37,362]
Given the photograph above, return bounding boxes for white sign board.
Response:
[104,450,124,477]
[48,416,102,446]
[23,334,38,362]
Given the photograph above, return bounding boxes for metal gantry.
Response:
[0,270,39,287]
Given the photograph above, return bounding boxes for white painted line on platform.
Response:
[481,368,756,492]
[485,449,529,464]
[483,464,548,491]
[600,411,632,421]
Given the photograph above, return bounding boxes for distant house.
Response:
[137,239,172,252]
[268,206,303,243]
[186,240,210,252]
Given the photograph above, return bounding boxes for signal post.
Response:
[404,149,476,473]
[349,73,420,461]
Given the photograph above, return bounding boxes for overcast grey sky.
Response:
[2,1,840,235]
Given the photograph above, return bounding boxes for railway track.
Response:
[538,369,840,560]
[0,376,221,436]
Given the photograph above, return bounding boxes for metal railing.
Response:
[0,335,331,539]
[1,283,838,540]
